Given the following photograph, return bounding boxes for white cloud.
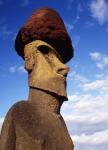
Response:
[0,0,2,6]
[18,66,26,73]
[65,22,74,33]
[83,78,108,91]
[73,3,83,24]
[95,72,108,79]
[65,112,108,126]
[67,0,83,26]
[72,129,108,145]
[77,3,84,13]
[9,65,26,74]
[73,97,108,113]
[67,0,74,10]
[9,66,16,73]
[90,0,108,24]
[0,25,13,40]
[72,35,80,48]
[63,91,108,114]
[90,52,108,69]
[20,0,29,7]
[68,94,83,102]
[90,52,101,60]
[68,71,89,83]
[62,91,108,149]
[85,21,95,27]
[0,117,4,132]
[61,67,108,149]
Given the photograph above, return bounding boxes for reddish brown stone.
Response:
[15,8,74,63]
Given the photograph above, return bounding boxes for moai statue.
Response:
[0,8,74,150]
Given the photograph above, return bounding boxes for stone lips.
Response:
[15,7,74,63]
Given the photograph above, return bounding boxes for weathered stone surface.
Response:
[0,8,74,150]
[1,94,73,150]
[15,8,74,63]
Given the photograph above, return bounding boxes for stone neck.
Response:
[28,87,64,114]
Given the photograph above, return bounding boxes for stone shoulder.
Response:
[4,101,28,121]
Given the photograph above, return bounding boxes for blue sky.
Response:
[0,0,108,149]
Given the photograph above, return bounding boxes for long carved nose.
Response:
[56,66,69,77]
[54,58,69,77]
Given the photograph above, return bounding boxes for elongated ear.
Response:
[24,53,35,72]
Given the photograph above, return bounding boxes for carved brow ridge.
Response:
[24,40,63,62]
[37,44,63,62]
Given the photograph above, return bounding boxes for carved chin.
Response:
[28,77,67,99]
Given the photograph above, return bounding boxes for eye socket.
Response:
[37,45,63,62]
[38,45,50,54]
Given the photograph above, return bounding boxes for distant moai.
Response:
[0,8,74,150]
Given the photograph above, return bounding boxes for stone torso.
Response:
[4,100,73,150]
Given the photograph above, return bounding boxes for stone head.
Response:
[15,8,74,99]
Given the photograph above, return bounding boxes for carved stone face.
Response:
[24,40,69,98]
